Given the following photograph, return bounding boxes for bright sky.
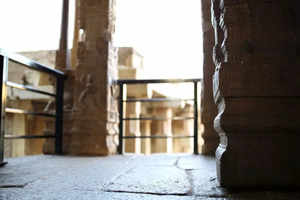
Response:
[0,0,203,79]
[0,0,63,51]
[114,0,203,78]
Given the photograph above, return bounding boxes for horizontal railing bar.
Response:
[116,78,202,85]
[123,117,194,121]
[0,49,66,78]
[5,108,56,118]
[0,162,8,167]
[123,98,194,103]
[123,135,194,139]
[6,81,56,97]
[4,134,55,139]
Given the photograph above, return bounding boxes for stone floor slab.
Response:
[0,155,135,191]
[128,153,179,166]
[190,169,226,197]
[1,154,300,200]
[177,155,215,170]
[0,190,196,200]
[105,166,191,195]
[100,192,195,200]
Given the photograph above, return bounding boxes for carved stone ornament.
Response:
[73,74,99,112]
[211,0,228,185]
[77,42,86,60]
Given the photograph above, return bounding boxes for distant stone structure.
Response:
[117,47,204,154]
[5,50,56,158]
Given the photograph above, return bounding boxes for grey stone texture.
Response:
[1,154,300,200]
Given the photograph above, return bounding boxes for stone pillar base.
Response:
[66,119,115,156]
[68,133,112,156]
[125,139,141,154]
[43,138,55,154]
[200,129,219,155]
[141,120,151,155]
[217,134,300,187]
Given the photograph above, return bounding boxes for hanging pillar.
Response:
[212,0,300,186]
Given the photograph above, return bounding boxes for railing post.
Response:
[118,83,124,154]
[0,55,8,166]
[193,81,199,155]
[55,78,64,154]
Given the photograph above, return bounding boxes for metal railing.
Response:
[0,49,66,166]
[116,78,202,155]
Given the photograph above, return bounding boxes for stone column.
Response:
[9,114,26,157]
[151,107,173,153]
[140,104,152,155]
[200,0,219,155]
[67,0,118,155]
[140,119,151,155]
[117,48,146,154]
[212,0,300,186]
[173,105,194,153]
[55,0,70,70]
[124,102,141,153]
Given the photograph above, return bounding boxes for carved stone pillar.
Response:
[200,0,219,155]
[124,102,141,153]
[151,107,173,153]
[67,0,118,155]
[212,0,300,186]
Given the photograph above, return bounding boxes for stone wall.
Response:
[212,0,300,187]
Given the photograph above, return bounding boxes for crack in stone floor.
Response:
[0,184,27,188]
[103,164,192,195]
[103,155,216,197]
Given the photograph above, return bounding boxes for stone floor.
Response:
[0,154,300,200]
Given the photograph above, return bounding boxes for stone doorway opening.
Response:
[114,0,209,155]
